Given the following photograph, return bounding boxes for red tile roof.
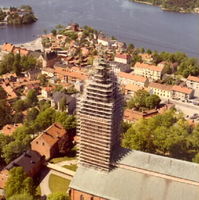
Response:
[135,62,164,72]
[187,75,199,83]
[149,82,172,91]
[1,123,22,136]
[124,84,143,92]
[172,85,193,95]
[32,123,66,148]
[118,72,147,83]
[115,53,130,60]
[54,66,87,81]
[2,43,15,52]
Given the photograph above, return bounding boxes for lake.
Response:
[0,0,199,57]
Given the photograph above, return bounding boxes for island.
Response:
[129,0,199,13]
[0,5,37,25]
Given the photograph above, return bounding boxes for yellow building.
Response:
[148,82,172,98]
[134,62,166,81]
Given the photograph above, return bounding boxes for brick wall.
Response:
[70,189,106,200]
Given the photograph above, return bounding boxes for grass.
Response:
[63,164,77,171]
[49,174,71,193]
[50,156,76,164]
[35,185,41,196]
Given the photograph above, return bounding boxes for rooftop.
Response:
[135,62,164,72]
[118,72,147,83]
[172,85,193,94]
[5,150,42,173]
[187,75,199,83]
[32,122,66,147]
[149,82,172,91]
[70,148,199,200]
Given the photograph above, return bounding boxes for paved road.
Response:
[170,100,199,116]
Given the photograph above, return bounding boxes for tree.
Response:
[5,167,35,199]
[13,100,26,112]
[26,89,38,107]
[48,193,69,200]
[145,94,161,109]
[0,134,13,164]
[51,29,57,36]
[32,108,56,131]
[2,139,30,164]
[55,112,76,130]
[8,194,33,200]
[26,108,39,122]
[38,74,48,86]
[127,90,160,111]
[0,87,7,99]
[0,100,12,128]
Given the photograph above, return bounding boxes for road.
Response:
[162,99,199,116]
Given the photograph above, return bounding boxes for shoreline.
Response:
[14,37,43,51]
[131,0,199,14]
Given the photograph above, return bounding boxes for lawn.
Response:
[50,156,76,164]
[63,164,77,171]
[49,174,71,193]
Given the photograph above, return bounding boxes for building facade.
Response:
[77,58,123,171]
[134,62,165,81]
[148,82,172,98]
[186,75,199,90]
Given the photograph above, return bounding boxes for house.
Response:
[118,72,149,87]
[0,150,43,189]
[148,82,173,99]
[25,68,41,80]
[42,51,59,68]
[114,53,131,64]
[134,62,166,80]
[29,51,44,63]
[31,123,70,160]
[1,123,22,136]
[54,66,87,83]
[97,34,112,46]
[139,53,153,64]
[41,67,55,78]
[51,91,76,114]
[1,43,15,53]
[186,75,199,90]
[1,84,18,102]
[124,108,159,123]
[13,47,29,56]
[41,86,54,99]
[172,85,194,100]
[123,84,144,97]
[109,61,131,74]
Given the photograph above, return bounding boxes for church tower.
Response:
[77,57,123,171]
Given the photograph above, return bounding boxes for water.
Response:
[0,0,199,57]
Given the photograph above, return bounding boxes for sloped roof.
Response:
[149,82,172,91]
[32,122,66,148]
[118,72,147,83]
[187,75,199,83]
[135,62,164,72]
[5,150,42,173]
[70,149,199,200]
[172,85,193,94]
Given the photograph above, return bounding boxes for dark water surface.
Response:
[0,0,199,57]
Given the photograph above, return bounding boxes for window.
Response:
[80,195,84,200]
[90,197,94,200]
